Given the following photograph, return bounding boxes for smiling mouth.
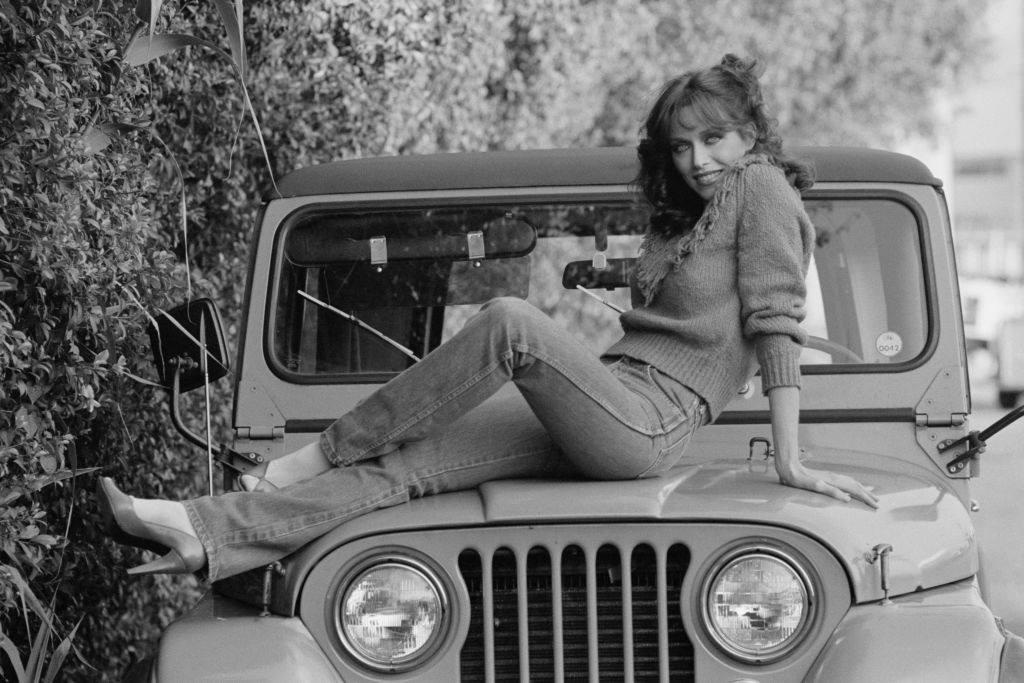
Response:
[692,170,722,187]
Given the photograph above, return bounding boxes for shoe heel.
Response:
[128,549,188,575]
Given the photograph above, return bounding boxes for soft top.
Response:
[270,146,941,199]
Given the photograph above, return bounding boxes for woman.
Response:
[97,54,878,581]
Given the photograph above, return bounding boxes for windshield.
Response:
[270,197,928,381]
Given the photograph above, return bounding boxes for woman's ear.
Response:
[740,125,757,153]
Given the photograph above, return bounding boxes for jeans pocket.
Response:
[643,364,697,431]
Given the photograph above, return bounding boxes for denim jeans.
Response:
[184,298,706,580]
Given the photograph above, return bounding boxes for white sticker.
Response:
[875,331,903,357]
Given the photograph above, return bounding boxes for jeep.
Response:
[138,146,1024,681]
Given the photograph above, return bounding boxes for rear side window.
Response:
[268,197,927,381]
[802,199,927,365]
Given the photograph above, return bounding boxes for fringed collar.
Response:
[634,153,774,305]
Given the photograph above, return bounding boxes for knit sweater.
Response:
[604,155,815,420]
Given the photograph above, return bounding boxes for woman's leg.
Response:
[129,298,705,579]
[185,392,574,580]
[318,297,702,478]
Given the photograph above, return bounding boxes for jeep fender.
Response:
[806,582,1004,682]
[150,593,339,682]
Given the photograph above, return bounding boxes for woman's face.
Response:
[669,106,755,202]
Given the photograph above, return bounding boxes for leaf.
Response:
[28,535,59,548]
[79,126,111,155]
[14,406,40,438]
[124,33,215,68]
[134,0,163,33]
[42,618,82,683]
[39,452,58,474]
[67,441,77,474]
[0,627,27,683]
[25,595,51,682]
[212,0,247,81]
[0,488,24,506]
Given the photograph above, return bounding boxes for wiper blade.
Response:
[297,290,421,362]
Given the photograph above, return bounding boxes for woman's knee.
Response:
[480,296,539,322]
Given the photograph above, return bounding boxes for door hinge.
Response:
[914,412,967,428]
[235,425,285,440]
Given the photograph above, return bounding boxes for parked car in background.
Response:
[135,146,1024,681]
[996,316,1024,407]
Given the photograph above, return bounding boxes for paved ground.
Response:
[967,363,1024,634]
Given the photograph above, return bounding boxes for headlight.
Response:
[335,555,450,672]
[699,544,816,664]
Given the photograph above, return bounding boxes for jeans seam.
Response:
[182,499,217,579]
[411,446,553,482]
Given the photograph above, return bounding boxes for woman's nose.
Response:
[692,143,710,168]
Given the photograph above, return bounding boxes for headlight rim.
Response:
[697,540,819,665]
[330,551,452,673]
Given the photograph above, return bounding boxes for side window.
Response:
[801,199,928,366]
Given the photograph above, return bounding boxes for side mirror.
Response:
[148,298,229,392]
[147,299,230,452]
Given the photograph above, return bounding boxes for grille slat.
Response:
[459,539,693,682]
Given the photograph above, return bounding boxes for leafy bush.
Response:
[1,2,200,679]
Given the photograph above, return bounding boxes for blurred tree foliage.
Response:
[0,0,987,678]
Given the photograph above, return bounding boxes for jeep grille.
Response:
[457,541,693,681]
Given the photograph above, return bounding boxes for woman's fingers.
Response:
[824,474,879,509]
[785,469,880,509]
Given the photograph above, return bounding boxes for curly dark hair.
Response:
[636,54,814,236]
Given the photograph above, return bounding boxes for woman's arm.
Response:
[768,386,878,508]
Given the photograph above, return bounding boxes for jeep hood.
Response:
[285,453,975,606]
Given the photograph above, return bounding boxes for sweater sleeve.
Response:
[735,163,815,393]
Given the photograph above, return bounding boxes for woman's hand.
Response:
[766,385,879,509]
[775,460,879,508]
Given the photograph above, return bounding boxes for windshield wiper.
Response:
[297,290,421,362]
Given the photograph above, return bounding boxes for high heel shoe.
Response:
[95,477,206,575]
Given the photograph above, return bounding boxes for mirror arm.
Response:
[168,358,210,450]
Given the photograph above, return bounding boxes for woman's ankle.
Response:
[263,441,332,487]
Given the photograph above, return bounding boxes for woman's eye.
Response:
[672,143,690,154]
[705,135,722,144]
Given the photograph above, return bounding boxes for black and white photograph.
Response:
[2,1,1023,680]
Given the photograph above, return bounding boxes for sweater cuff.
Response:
[756,334,803,393]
